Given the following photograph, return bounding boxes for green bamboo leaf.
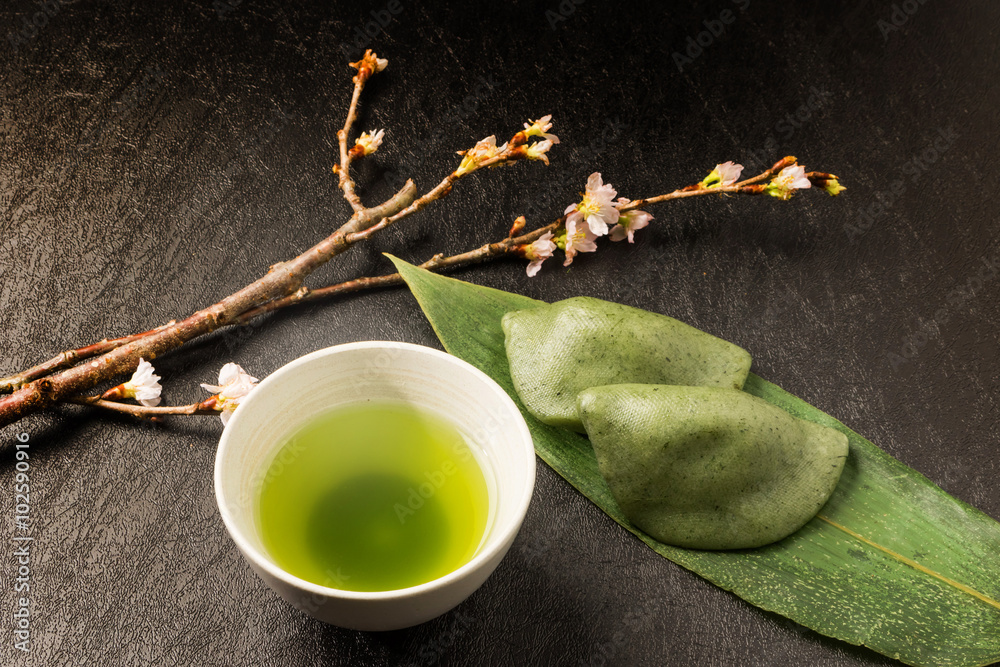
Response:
[387,256,1000,667]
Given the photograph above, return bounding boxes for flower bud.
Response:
[349,49,388,85]
[509,215,527,238]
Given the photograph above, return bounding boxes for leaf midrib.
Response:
[816,513,1000,612]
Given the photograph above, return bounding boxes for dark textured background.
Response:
[2,1,998,665]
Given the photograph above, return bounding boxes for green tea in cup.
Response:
[215,341,535,630]
[256,401,492,592]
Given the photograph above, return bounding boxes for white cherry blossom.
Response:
[355,129,384,156]
[523,115,560,144]
[123,358,162,407]
[201,363,259,425]
[766,165,812,199]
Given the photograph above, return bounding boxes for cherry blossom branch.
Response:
[0,49,844,430]
[1,156,831,408]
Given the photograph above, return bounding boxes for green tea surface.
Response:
[257,402,490,592]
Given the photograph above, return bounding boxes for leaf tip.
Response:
[384,253,414,273]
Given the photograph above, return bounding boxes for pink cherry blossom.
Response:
[455,135,508,176]
[766,164,812,199]
[775,164,811,189]
[564,172,619,236]
[563,217,598,266]
[701,161,744,188]
[609,209,653,243]
[525,139,554,165]
[715,161,744,186]
[524,232,556,277]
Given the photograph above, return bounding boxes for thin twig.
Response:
[234,220,564,322]
[627,156,796,209]
[345,152,518,244]
[69,395,219,419]
[0,56,834,432]
[337,80,366,213]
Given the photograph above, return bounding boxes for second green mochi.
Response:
[577,384,850,550]
[501,297,752,432]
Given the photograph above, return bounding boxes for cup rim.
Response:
[214,340,536,602]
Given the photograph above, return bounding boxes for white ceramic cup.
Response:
[214,341,536,631]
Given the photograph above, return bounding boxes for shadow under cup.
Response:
[214,341,536,631]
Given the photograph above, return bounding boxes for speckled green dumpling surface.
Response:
[577,384,849,550]
[501,297,752,432]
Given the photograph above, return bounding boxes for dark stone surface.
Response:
[1,1,998,665]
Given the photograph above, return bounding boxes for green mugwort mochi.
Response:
[577,384,849,550]
[501,297,752,432]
